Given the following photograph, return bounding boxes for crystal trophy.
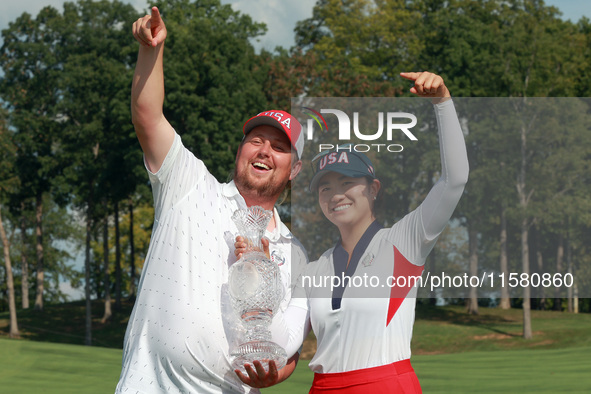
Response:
[228,206,287,373]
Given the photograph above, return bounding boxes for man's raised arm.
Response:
[131,6,175,173]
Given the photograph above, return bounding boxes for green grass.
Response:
[412,347,591,393]
[0,338,122,394]
[411,303,591,354]
[1,339,589,393]
[1,302,590,392]
[264,346,591,393]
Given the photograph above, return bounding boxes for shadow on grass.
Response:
[0,299,133,348]
[415,302,521,338]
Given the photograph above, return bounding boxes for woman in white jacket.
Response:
[236,72,469,393]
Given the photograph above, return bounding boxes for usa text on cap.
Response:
[243,110,304,159]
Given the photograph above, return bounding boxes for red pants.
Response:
[310,359,422,394]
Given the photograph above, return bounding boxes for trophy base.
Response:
[231,340,287,374]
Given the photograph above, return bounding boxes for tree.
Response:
[91,202,154,301]
[0,6,66,311]
[50,0,140,345]
[526,98,591,311]
[0,207,19,338]
[0,107,20,338]
[295,0,423,81]
[575,17,591,96]
[500,1,584,338]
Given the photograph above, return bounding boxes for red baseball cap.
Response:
[243,110,304,159]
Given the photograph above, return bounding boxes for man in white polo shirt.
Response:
[116,7,307,393]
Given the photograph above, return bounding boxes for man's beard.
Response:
[233,165,289,200]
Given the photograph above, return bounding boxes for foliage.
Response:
[90,203,154,298]
[290,0,591,313]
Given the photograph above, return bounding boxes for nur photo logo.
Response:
[300,103,419,153]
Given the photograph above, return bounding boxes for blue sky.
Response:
[1,0,589,53]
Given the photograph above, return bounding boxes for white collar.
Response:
[222,180,242,199]
[266,206,293,242]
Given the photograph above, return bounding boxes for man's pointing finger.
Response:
[151,6,162,24]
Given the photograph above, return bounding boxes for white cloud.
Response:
[223,0,316,51]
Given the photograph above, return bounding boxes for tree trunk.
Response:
[499,206,510,309]
[85,178,96,346]
[427,246,437,306]
[566,233,573,313]
[467,224,479,315]
[535,226,545,309]
[85,210,93,346]
[517,114,532,340]
[20,203,29,309]
[521,217,532,339]
[114,201,122,309]
[129,200,136,299]
[34,193,44,311]
[553,233,564,311]
[0,206,20,338]
[101,210,111,324]
[85,143,101,345]
[573,283,579,314]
